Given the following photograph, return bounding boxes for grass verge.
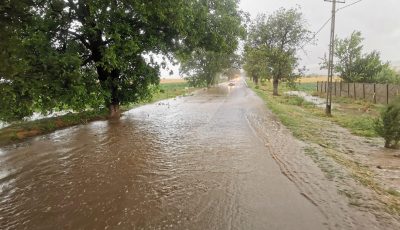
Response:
[0,82,196,147]
[288,82,381,138]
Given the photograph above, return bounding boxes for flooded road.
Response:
[1,78,328,229]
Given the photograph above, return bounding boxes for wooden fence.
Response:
[316,81,400,104]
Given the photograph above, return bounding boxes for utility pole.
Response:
[324,0,345,116]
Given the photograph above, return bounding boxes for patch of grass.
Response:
[247,80,322,140]
[331,113,377,137]
[387,189,400,197]
[131,82,196,108]
[296,82,317,93]
[0,109,109,146]
[304,89,382,138]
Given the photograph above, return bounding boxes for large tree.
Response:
[0,0,41,121]
[179,0,244,87]
[0,0,243,121]
[320,31,396,83]
[243,45,270,85]
[245,8,310,95]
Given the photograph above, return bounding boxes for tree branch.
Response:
[68,30,90,48]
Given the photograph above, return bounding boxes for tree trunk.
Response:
[96,66,121,119]
[254,76,259,85]
[108,69,121,119]
[384,140,391,149]
[273,78,279,96]
[108,104,120,119]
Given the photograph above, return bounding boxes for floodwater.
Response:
[285,91,329,108]
[0,78,328,229]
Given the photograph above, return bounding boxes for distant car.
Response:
[228,81,235,86]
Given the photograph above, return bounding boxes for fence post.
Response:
[334,81,337,96]
[373,84,376,104]
[363,83,365,99]
[339,81,342,97]
[317,81,319,92]
[348,83,350,97]
[354,82,356,100]
[387,84,389,104]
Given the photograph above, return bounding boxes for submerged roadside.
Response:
[0,82,196,147]
[246,79,400,228]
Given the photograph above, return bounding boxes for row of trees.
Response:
[242,9,399,96]
[320,31,399,84]
[243,8,310,95]
[3,2,397,122]
[0,0,244,121]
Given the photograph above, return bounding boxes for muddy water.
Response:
[0,78,328,229]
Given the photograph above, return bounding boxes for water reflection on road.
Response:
[0,78,327,229]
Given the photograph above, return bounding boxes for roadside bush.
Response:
[375,97,400,148]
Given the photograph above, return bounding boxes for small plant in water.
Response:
[375,97,400,149]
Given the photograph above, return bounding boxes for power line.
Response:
[324,0,364,115]
[301,0,365,49]
[304,17,332,47]
[337,0,364,11]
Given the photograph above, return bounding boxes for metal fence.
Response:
[317,81,400,104]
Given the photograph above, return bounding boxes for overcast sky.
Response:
[239,0,400,74]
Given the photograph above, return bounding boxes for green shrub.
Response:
[375,97,400,148]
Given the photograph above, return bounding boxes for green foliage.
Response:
[321,31,396,83]
[243,46,270,84]
[245,8,310,95]
[375,67,400,84]
[0,0,244,121]
[181,50,241,87]
[375,97,400,148]
[179,1,245,87]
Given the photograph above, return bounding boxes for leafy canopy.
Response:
[179,0,245,87]
[0,0,244,121]
[320,31,398,83]
[181,49,242,87]
[244,8,310,95]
